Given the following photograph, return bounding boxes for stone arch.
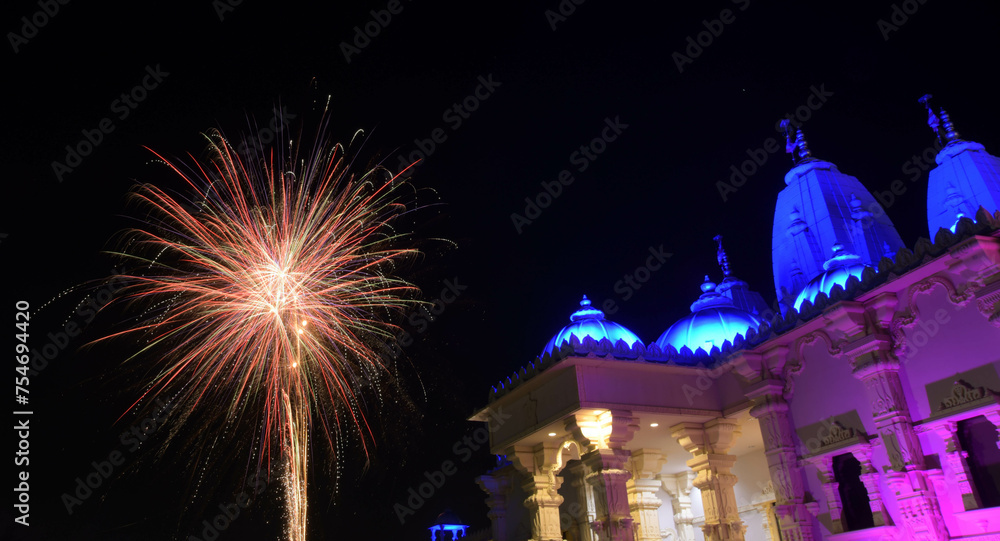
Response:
[784,330,842,399]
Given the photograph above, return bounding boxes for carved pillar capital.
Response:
[672,418,742,456]
[671,419,746,541]
[746,379,790,416]
[565,410,638,452]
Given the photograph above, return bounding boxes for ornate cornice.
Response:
[975,279,1000,328]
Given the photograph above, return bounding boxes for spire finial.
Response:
[713,235,731,277]
[793,129,813,162]
[939,109,961,144]
[780,119,796,157]
[779,119,815,164]
[918,94,940,145]
[700,275,717,293]
[918,94,961,146]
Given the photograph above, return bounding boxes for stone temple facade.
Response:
[469,98,1000,541]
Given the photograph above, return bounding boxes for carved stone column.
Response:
[508,442,578,541]
[671,418,746,541]
[808,456,845,534]
[584,448,634,541]
[845,336,948,540]
[745,379,817,541]
[924,396,1000,511]
[627,449,666,541]
[661,471,697,541]
[523,473,565,541]
[477,470,513,541]
[851,447,889,526]
[568,461,597,541]
[750,482,779,541]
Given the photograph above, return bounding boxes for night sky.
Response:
[5,1,1000,540]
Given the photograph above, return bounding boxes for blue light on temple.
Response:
[920,96,1000,237]
[656,277,762,355]
[771,126,904,311]
[541,295,642,357]
[949,212,977,233]
[792,244,869,311]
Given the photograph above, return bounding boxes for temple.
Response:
[469,97,1000,541]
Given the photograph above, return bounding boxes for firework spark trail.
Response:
[101,125,420,541]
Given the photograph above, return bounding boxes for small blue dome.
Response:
[793,244,869,311]
[541,295,642,356]
[429,509,468,540]
[656,277,762,355]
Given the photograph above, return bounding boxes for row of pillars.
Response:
[734,299,955,541]
[479,353,946,541]
[481,293,975,540]
[479,416,755,541]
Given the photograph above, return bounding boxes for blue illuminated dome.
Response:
[656,277,762,355]
[428,509,468,540]
[793,244,869,311]
[541,295,642,357]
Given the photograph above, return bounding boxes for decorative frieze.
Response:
[939,380,1000,412]
[820,421,857,447]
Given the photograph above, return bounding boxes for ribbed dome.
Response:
[541,295,642,357]
[655,277,762,355]
[793,244,869,311]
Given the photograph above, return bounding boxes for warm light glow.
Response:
[548,432,557,437]
[577,410,613,447]
[649,423,659,427]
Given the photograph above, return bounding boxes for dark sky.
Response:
[5,1,1000,540]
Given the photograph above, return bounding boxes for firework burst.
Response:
[102,123,421,540]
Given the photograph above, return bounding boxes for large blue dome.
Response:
[656,277,762,355]
[793,244,869,311]
[541,296,642,357]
